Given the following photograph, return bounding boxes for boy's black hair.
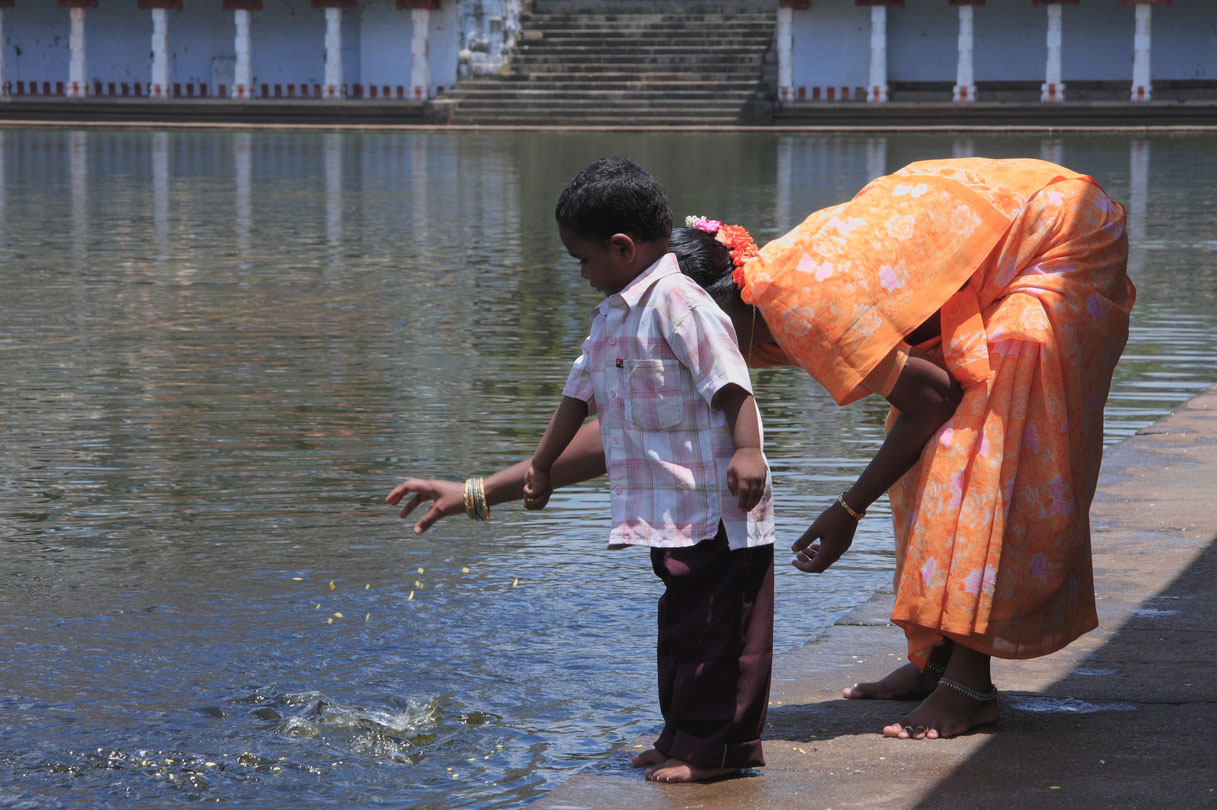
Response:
[555,156,673,244]
[670,226,742,307]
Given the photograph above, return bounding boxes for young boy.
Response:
[524,157,776,783]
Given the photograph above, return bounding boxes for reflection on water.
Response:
[1,129,1215,809]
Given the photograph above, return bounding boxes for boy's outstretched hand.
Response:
[727,447,767,512]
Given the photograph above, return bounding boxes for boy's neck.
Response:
[631,239,669,274]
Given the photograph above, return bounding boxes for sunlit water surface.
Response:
[1,129,1214,809]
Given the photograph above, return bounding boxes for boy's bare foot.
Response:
[843,662,940,701]
[644,757,736,783]
[631,748,666,767]
[881,679,999,740]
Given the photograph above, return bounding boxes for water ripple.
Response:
[1,128,1215,809]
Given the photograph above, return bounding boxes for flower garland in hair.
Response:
[685,215,759,289]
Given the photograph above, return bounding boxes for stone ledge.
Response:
[531,385,1217,809]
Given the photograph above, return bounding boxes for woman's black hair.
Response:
[670,226,742,307]
[555,156,672,244]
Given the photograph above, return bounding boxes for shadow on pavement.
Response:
[908,533,1217,809]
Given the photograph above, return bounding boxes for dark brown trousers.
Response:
[650,527,774,769]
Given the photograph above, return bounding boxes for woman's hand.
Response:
[791,503,858,573]
[386,478,465,535]
[789,351,961,573]
[384,420,608,536]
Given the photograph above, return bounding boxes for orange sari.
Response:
[739,158,1136,665]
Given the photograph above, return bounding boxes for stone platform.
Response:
[533,383,1217,809]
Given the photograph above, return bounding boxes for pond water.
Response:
[1,128,1214,809]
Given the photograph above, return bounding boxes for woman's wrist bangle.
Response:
[464,477,491,521]
[837,492,865,521]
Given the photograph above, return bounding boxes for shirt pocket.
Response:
[622,359,684,430]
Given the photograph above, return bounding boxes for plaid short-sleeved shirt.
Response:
[563,253,775,550]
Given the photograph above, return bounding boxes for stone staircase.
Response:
[430,0,778,126]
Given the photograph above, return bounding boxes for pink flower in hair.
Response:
[684,215,722,234]
[685,215,758,291]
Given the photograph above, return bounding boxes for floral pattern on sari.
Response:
[739,158,1136,664]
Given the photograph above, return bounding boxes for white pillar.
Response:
[0,10,7,97]
[150,9,171,99]
[866,136,887,182]
[1127,138,1149,277]
[325,133,343,267]
[777,6,794,103]
[868,6,888,103]
[410,137,430,243]
[0,132,6,250]
[68,7,89,98]
[1040,136,1063,167]
[232,10,253,99]
[323,8,344,99]
[152,131,170,263]
[1131,4,1152,102]
[70,131,88,267]
[1129,139,1149,244]
[411,9,432,100]
[235,132,252,268]
[1041,5,1065,102]
[953,5,976,103]
[776,136,794,231]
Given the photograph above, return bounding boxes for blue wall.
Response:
[789,3,871,91]
[0,0,462,97]
[3,1,1213,98]
[360,0,461,93]
[4,4,70,88]
[786,0,1217,92]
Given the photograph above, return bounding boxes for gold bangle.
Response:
[465,477,490,521]
[464,478,476,520]
[837,492,865,521]
[475,477,490,521]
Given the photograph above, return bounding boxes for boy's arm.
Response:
[714,383,767,512]
[524,395,590,509]
[531,395,590,473]
[661,295,768,512]
[715,383,761,452]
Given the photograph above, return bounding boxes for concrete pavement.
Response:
[535,383,1217,810]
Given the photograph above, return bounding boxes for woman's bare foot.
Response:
[882,644,997,739]
[631,748,666,768]
[843,662,940,701]
[644,757,736,783]
[881,679,998,739]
